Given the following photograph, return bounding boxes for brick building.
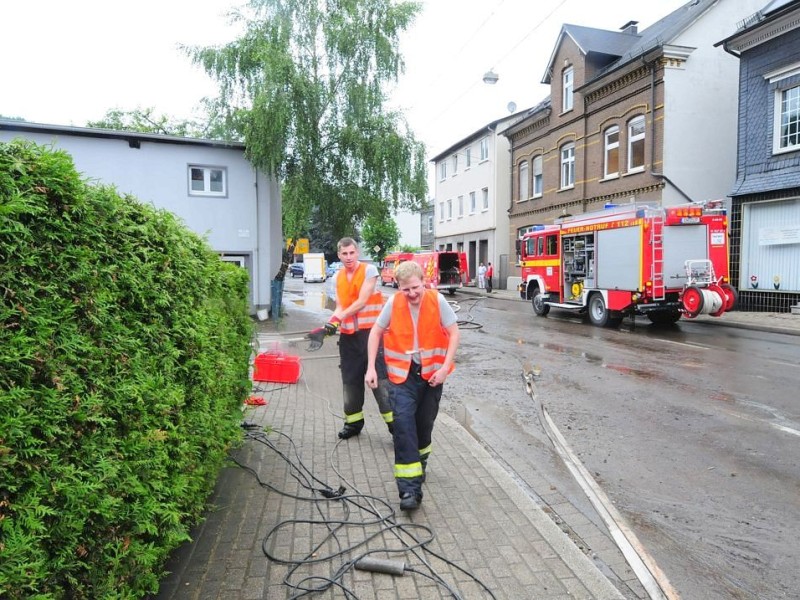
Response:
[503,0,762,282]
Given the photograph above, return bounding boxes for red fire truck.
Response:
[517,201,738,326]
[380,252,414,287]
[412,251,470,295]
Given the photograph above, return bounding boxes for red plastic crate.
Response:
[252,351,301,383]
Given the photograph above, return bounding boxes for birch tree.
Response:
[188,0,427,254]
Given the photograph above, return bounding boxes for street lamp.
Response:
[482,69,499,85]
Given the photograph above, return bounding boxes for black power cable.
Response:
[231,426,497,599]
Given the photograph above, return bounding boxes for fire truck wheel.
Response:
[720,283,738,312]
[588,293,611,327]
[531,288,550,316]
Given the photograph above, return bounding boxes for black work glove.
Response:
[306,327,325,351]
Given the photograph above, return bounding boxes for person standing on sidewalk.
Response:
[477,262,486,289]
[314,237,393,439]
[485,262,493,293]
[365,261,460,511]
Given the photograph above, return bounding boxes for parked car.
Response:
[326,261,343,278]
[289,263,304,278]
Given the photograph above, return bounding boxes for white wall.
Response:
[395,209,421,247]
[662,0,764,205]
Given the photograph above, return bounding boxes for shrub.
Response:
[0,140,253,598]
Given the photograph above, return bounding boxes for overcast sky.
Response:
[3,0,693,156]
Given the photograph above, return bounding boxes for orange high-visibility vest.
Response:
[383,290,454,383]
[336,263,384,334]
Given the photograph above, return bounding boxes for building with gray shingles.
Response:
[717,0,800,312]
[0,119,282,314]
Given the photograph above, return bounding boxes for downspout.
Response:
[253,166,261,312]
[646,56,694,204]
[582,93,588,214]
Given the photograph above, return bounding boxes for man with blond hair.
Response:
[365,261,459,511]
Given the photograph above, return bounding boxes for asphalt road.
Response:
[284,279,800,599]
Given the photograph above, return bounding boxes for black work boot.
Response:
[338,422,363,439]
[400,492,422,511]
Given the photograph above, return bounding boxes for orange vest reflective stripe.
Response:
[336,263,384,334]
[383,290,454,384]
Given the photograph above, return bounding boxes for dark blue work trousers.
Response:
[391,362,442,498]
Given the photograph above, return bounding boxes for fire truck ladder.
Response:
[651,214,665,300]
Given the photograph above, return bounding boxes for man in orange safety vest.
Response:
[365,260,459,511]
[309,238,393,439]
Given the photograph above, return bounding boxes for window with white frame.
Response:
[447,198,452,220]
[439,201,445,221]
[518,161,529,201]
[469,191,476,214]
[427,215,434,233]
[189,165,227,196]
[465,146,472,168]
[627,116,645,171]
[458,195,464,217]
[560,143,575,189]
[775,83,800,153]
[440,161,448,180]
[480,137,489,161]
[452,153,459,175]
[562,66,574,112]
[532,155,543,197]
[604,126,620,178]
[482,187,489,210]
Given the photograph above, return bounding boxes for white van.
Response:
[302,253,327,283]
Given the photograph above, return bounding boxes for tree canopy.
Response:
[361,209,400,264]
[187,0,427,245]
[86,105,233,140]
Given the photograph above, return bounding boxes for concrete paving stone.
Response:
[246,557,268,577]
[543,555,581,579]
[533,566,570,594]
[560,575,596,598]
[196,586,222,600]
[510,560,543,585]
[485,555,514,578]
[219,567,246,589]
[394,573,423,598]
[241,576,266,599]
[528,538,559,560]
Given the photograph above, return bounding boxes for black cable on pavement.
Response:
[231,424,497,599]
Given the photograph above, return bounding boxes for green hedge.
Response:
[0,140,254,599]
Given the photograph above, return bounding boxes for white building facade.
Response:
[430,114,521,287]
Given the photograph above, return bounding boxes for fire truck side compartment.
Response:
[662,225,710,288]
[596,227,641,291]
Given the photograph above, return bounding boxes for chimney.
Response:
[620,20,639,35]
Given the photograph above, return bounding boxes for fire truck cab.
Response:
[518,202,738,326]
